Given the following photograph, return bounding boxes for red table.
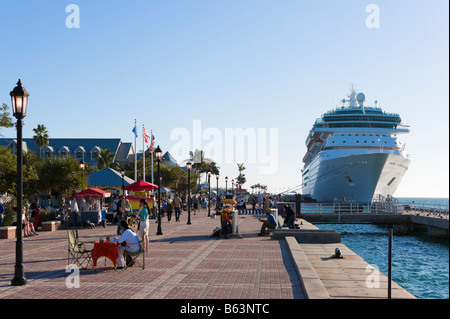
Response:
[92,241,118,268]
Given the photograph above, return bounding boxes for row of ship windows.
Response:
[338,134,395,137]
[331,140,389,144]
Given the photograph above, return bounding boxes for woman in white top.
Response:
[109,220,140,268]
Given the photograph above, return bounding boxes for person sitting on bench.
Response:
[258,210,277,236]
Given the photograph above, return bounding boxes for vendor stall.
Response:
[75,188,111,225]
[124,180,158,210]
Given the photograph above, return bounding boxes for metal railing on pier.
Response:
[299,201,449,219]
[300,202,404,215]
[403,202,449,219]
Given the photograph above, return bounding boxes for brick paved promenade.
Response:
[0,209,305,300]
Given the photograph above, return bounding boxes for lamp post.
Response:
[208,171,211,217]
[225,176,228,196]
[186,161,192,225]
[79,159,85,188]
[120,169,125,196]
[216,174,219,215]
[155,145,163,235]
[231,179,234,198]
[10,79,29,287]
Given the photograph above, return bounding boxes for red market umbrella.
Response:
[124,180,158,191]
[75,188,111,198]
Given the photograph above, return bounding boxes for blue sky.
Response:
[0,0,448,197]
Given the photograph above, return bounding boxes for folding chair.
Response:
[123,237,145,270]
[67,229,94,269]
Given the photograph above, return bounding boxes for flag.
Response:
[132,126,138,138]
[143,127,150,144]
[150,134,155,152]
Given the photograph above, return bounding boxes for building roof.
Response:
[0,138,132,166]
[87,167,135,188]
[162,151,178,166]
[0,139,28,153]
[115,142,134,162]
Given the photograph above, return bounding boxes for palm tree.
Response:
[186,149,220,183]
[32,124,49,158]
[97,148,117,170]
[236,163,246,185]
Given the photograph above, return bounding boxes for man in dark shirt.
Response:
[283,204,296,229]
[116,195,126,235]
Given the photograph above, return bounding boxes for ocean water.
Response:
[315,197,449,299]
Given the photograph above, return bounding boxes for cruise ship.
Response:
[301,89,410,204]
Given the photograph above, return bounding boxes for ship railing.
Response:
[372,194,399,204]
[300,201,449,219]
[300,202,405,215]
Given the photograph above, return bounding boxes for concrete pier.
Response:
[282,219,416,299]
[302,211,449,239]
[0,209,416,300]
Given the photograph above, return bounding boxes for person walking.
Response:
[251,195,257,212]
[172,194,182,222]
[70,196,79,228]
[0,202,4,227]
[166,199,173,222]
[192,195,199,215]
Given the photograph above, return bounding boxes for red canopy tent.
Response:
[75,188,111,198]
[124,180,158,191]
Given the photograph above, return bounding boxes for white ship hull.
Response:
[302,152,410,203]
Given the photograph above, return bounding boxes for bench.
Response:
[42,220,63,231]
[0,226,17,239]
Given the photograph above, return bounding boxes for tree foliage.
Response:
[0,146,39,200]
[0,103,13,132]
[125,154,199,194]
[36,157,84,207]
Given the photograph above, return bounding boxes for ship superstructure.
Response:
[302,89,410,203]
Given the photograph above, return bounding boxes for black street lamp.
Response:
[225,176,228,196]
[232,179,234,198]
[79,159,85,171]
[155,145,163,235]
[120,169,125,196]
[216,174,219,215]
[207,171,211,217]
[186,161,192,225]
[10,79,29,287]
[79,159,85,188]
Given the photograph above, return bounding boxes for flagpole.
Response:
[151,130,154,185]
[134,119,137,181]
[143,125,146,182]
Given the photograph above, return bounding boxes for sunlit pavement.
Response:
[0,209,304,300]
